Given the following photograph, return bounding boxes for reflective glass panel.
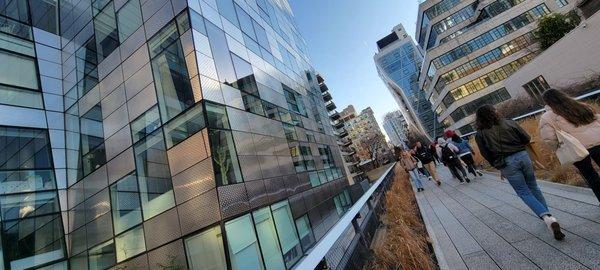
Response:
[0,50,39,90]
[253,207,285,270]
[133,130,175,220]
[225,214,265,270]
[185,226,227,270]
[130,106,161,143]
[164,102,205,148]
[209,129,242,185]
[110,173,142,234]
[271,201,302,267]
[94,2,119,60]
[117,0,142,41]
[29,0,59,34]
[295,215,315,251]
[115,226,145,262]
[88,240,116,270]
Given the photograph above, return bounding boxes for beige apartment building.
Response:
[504,7,600,99]
[343,106,392,164]
[416,0,576,134]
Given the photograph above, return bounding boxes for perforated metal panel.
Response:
[107,147,135,184]
[238,155,263,181]
[110,253,148,270]
[84,188,110,224]
[277,155,295,176]
[167,131,208,176]
[172,158,215,205]
[218,183,250,219]
[143,208,181,250]
[283,175,299,196]
[289,193,307,219]
[177,189,221,235]
[258,155,280,178]
[147,240,188,270]
[302,189,316,210]
[85,212,113,248]
[70,225,87,255]
[83,166,108,199]
[264,177,286,203]
[233,131,255,155]
[69,203,86,233]
[296,172,311,193]
[245,180,268,209]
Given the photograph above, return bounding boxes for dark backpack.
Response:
[415,147,433,163]
[441,145,459,164]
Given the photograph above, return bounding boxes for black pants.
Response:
[460,154,478,177]
[448,161,468,182]
[573,145,600,202]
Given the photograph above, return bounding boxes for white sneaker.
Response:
[428,176,433,181]
[543,215,565,240]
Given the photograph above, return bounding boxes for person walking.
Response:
[414,141,442,186]
[430,142,441,165]
[539,89,600,202]
[475,104,565,240]
[448,133,484,178]
[400,151,425,192]
[437,138,471,183]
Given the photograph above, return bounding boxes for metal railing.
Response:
[293,164,396,269]
[461,89,600,137]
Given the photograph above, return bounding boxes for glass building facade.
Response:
[0,0,356,269]
[374,25,443,139]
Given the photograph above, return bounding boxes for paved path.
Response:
[414,166,600,270]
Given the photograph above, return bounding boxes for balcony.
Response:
[322,91,332,102]
[329,110,340,121]
[320,83,329,93]
[332,119,345,130]
[338,138,352,147]
[325,100,336,111]
[337,129,348,138]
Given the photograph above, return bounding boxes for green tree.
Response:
[534,11,581,50]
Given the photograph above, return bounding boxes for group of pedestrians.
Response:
[399,88,600,241]
[399,129,483,192]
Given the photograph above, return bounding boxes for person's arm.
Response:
[448,143,460,153]
[475,133,493,164]
[539,116,559,150]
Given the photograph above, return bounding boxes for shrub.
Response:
[534,11,581,50]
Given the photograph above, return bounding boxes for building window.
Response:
[185,226,228,270]
[556,0,568,7]
[149,21,195,122]
[209,129,243,186]
[0,50,39,90]
[130,106,162,143]
[80,104,106,177]
[271,201,302,268]
[253,207,286,270]
[163,102,205,148]
[116,0,142,41]
[88,239,116,270]
[225,214,265,270]
[94,2,119,61]
[523,75,550,102]
[29,0,59,34]
[115,225,146,262]
[0,0,29,23]
[295,215,316,251]
[110,172,142,234]
[133,129,175,220]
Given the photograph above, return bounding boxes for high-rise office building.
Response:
[416,0,575,134]
[0,1,357,269]
[374,24,443,139]
[382,110,409,148]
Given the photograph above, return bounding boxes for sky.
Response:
[289,0,420,137]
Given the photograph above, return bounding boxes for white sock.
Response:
[543,215,557,228]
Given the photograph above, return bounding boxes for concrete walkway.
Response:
[414,166,600,270]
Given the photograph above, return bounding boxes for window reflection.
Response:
[110,173,142,234]
[133,129,175,220]
[185,226,228,270]
[94,2,119,60]
[116,0,142,41]
[225,214,265,270]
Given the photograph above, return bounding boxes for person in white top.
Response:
[539,89,600,203]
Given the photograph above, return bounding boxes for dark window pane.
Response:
[209,129,242,185]
[28,0,58,34]
[235,4,255,39]
[151,33,194,122]
[88,240,116,270]
[164,102,205,148]
[110,173,142,234]
[205,102,230,129]
[94,3,119,60]
[0,127,53,170]
[131,106,162,143]
[133,129,175,220]
[148,21,179,58]
[231,53,259,95]
[0,0,29,23]
[216,0,238,26]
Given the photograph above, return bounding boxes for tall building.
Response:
[0,1,358,269]
[317,74,365,185]
[345,107,392,163]
[382,110,409,148]
[374,24,443,139]
[416,0,576,134]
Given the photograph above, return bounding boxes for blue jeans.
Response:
[409,169,424,189]
[500,151,550,217]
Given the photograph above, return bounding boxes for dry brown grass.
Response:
[368,165,436,270]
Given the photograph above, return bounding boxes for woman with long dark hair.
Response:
[449,133,484,178]
[475,104,565,240]
[539,89,600,202]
